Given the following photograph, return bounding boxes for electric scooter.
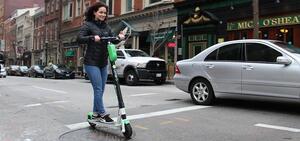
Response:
[87,22,133,139]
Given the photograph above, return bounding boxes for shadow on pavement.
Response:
[213,96,300,115]
[59,127,134,141]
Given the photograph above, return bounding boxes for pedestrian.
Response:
[77,2,125,123]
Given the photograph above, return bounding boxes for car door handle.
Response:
[242,65,253,70]
[205,64,214,69]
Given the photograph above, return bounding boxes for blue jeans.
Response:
[84,65,108,115]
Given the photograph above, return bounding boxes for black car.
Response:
[43,64,75,79]
[28,65,45,77]
[7,65,20,76]
[17,66,29,76]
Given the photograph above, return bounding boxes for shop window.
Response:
[234,32,240,40]
[242,32,247,39]
[276,28,293,44]
[261,30,269,39]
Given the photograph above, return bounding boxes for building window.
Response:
[150,0,161,4]
[100,0,106,3]
[46,3,50,15]
[76,0,82,17]
[98,0,113,15]
[51,0,55,13]
[261,30,269,39]
[83,1,90,14]
[56,0,59,10]
[145,0,164,7]
[63,2,73,21]
[126,0,133,12]
[276,28,293,44]
[54,22,58,40]
[121,0,133,14]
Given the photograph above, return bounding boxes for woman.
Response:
[77,2,124,122]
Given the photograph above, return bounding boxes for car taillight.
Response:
[175,65,181,74]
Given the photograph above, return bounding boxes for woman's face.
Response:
[94,6,107,21]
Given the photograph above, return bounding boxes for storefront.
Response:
[63,43,78,71]
[176,5,220,60]
[175,0,300,60]
[227,13,300,47]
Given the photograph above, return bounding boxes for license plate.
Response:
[66,74,70,77]
[156,73,162,77]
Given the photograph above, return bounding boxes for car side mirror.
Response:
[276,56,292,65]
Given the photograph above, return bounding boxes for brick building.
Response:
[32,7,46,65]
[44,0,61,65]
[0,0,43,49]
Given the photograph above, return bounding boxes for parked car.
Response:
[28,65,44,77]
[7,65,19,76]
[0,64,7,78]
[43,64,75,79]
[83,49,167,85]
[111,49,167,85]
[17,66,29,76]
[174,39,300,105]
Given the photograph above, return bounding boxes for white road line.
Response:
[32,86,68,94]
[44,100,69,104]
[255,123,300,132]
[130,93,159,97]
[24,103,42,108]
[66,105,210,130]
[24,101,69,108]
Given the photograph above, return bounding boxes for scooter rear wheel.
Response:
[123,123,133,139]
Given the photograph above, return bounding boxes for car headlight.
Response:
[137,63,147,68]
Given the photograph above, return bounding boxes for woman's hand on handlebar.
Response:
[94,35,101,42]
[118,31,125,40]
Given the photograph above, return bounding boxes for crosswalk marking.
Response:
[255,123,300,132]
[66,105,210,130]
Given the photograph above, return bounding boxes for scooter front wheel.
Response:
[123,123,133,139]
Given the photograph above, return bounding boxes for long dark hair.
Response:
[84,2,108,21]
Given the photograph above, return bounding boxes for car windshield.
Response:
[34,65,44,70]
[272,41,300,54]
[20,66,28,70]
[125,50,149,57]
[57,65,68,69]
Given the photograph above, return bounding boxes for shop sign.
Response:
[167,42,176,48]
[227,14,300,31]
[65,50,75,57]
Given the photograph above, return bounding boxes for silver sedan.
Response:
[174,39,300,105]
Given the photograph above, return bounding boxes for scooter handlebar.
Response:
[100,36,120,42]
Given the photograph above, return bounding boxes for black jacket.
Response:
[77,20,114,68]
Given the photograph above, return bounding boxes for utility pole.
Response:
[253,0,259,38]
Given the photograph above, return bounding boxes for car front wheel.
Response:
[189,78,214,105]
[125,70,138,86]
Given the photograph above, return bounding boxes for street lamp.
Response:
[45,40,48,65]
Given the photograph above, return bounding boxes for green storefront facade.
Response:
[174,0,300,60]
